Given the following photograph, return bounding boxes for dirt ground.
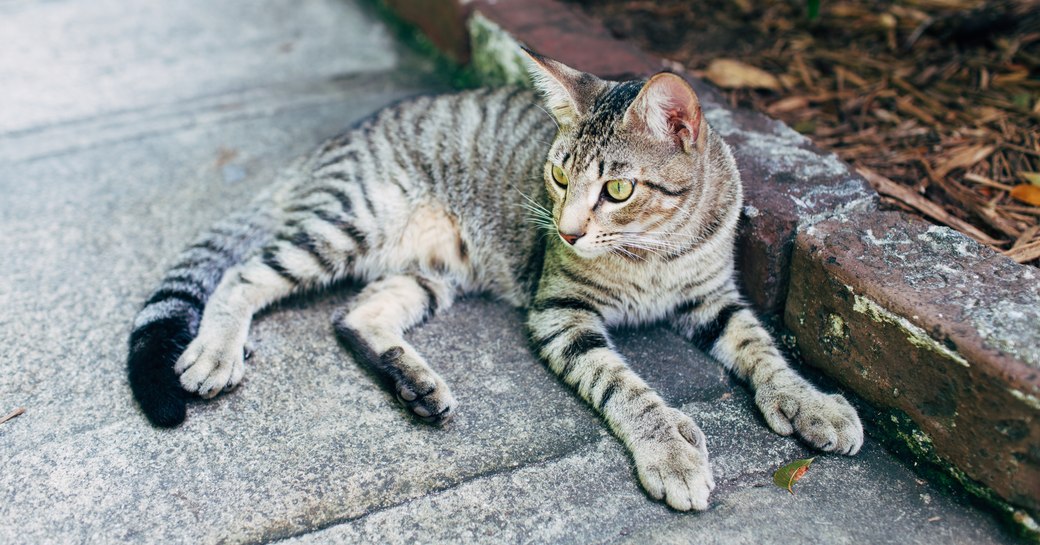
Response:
[567,0,1040,266]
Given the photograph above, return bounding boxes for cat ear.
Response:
[624,72,706,154]
[521,47,603,128]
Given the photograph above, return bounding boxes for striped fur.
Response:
[127,53,862,511]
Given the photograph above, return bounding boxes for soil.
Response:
[565,0,1040,265]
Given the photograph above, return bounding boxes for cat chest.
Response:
[599,269,692,326]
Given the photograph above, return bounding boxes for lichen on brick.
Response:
[847,286,970,368]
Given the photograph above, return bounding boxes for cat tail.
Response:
[128,206,277,427]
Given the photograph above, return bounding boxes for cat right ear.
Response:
[521,47,603,128]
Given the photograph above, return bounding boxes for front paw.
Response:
[756,375,863,455]
[632,408,715,511]
[174,333,246,399]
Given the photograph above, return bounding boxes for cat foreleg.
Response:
[175,226,351,399]
[333,274,458,425]
[527,298,715,511]
[175,256,298,398]
[671,293,864,455]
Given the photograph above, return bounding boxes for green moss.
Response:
[467,13,531,87]
[871,408,1039,542]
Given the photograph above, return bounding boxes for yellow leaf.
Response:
[1019,171,1040,187]
[704,59,781,91]
[1010,184,1040,206]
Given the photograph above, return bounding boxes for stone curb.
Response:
[787,210,1040,520]
[381,0,1040,536]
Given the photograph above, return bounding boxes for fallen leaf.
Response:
[1019,171,1040,187]
[773,457,815,494]
[934,144,995,178]
[704,59,781,90]
[1010,184,1040,206]
[767,96,810,115]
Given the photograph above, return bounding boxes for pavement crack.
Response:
[245,436,610,545]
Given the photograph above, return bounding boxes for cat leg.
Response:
[333,273,458,425]
[176,226,350,399]
[671,289,864,455]
[528,297,715,511]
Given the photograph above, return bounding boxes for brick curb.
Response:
[382,0,1040,535]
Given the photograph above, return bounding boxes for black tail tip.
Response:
[134,390,187,427]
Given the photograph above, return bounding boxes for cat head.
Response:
[524,48,726,260]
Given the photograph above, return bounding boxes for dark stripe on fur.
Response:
[598,377,621,410]
[642,180,691,197]
[561,330,609,364]
[145,288,205,312]
[288,232,337,274]
[691,304,744,351]
[531,326,568,356]
[312,209,368,252]
[532,296,602,319]
[412,275,439,320]
[261,248,300,284]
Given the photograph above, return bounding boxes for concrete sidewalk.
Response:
[0,0,1022,543]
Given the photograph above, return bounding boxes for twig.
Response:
[1005,240,1040,263]
[964,172,1014,191]
[0,407,25,426]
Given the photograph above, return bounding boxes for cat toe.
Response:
[634,410,714,511]
[175,337,245,399]
[396,379,457,426]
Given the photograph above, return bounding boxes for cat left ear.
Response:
[624,72,706,154]
[521,47,604,128]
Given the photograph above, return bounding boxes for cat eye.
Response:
[604,179,634,202]
[551,164,569,187]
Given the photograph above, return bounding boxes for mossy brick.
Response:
[786,210,1040,518]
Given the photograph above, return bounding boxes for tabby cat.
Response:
[127,50,863,510]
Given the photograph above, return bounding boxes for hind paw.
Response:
[174,333,246,399]
[394,372,457,426]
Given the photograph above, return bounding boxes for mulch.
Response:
[566,0,1040,265]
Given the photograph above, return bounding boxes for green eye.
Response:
[605,179,634,201]
[551,164,568,187]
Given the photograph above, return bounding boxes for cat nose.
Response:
[559,231,584,245]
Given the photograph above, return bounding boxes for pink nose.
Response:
[560,232,584,245]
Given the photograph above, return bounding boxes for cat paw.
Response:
[385,348,457,426]
[174,332,246,400]
[756,376,863,455]
[632,408,715,511]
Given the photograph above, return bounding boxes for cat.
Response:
[127,49,863,511]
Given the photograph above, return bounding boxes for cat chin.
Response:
[567,244,610,260]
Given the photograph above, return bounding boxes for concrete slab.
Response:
[0,0,1025,544]
[284,394,1016,545]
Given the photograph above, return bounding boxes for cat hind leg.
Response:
[333,273,458,425]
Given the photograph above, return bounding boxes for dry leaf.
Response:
[935,144,995,178]
[1019,172,1040,187]
[767,96,810,115]
[704,59,781,90]
[1011,184,1040,206]
[773,457,815,494]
